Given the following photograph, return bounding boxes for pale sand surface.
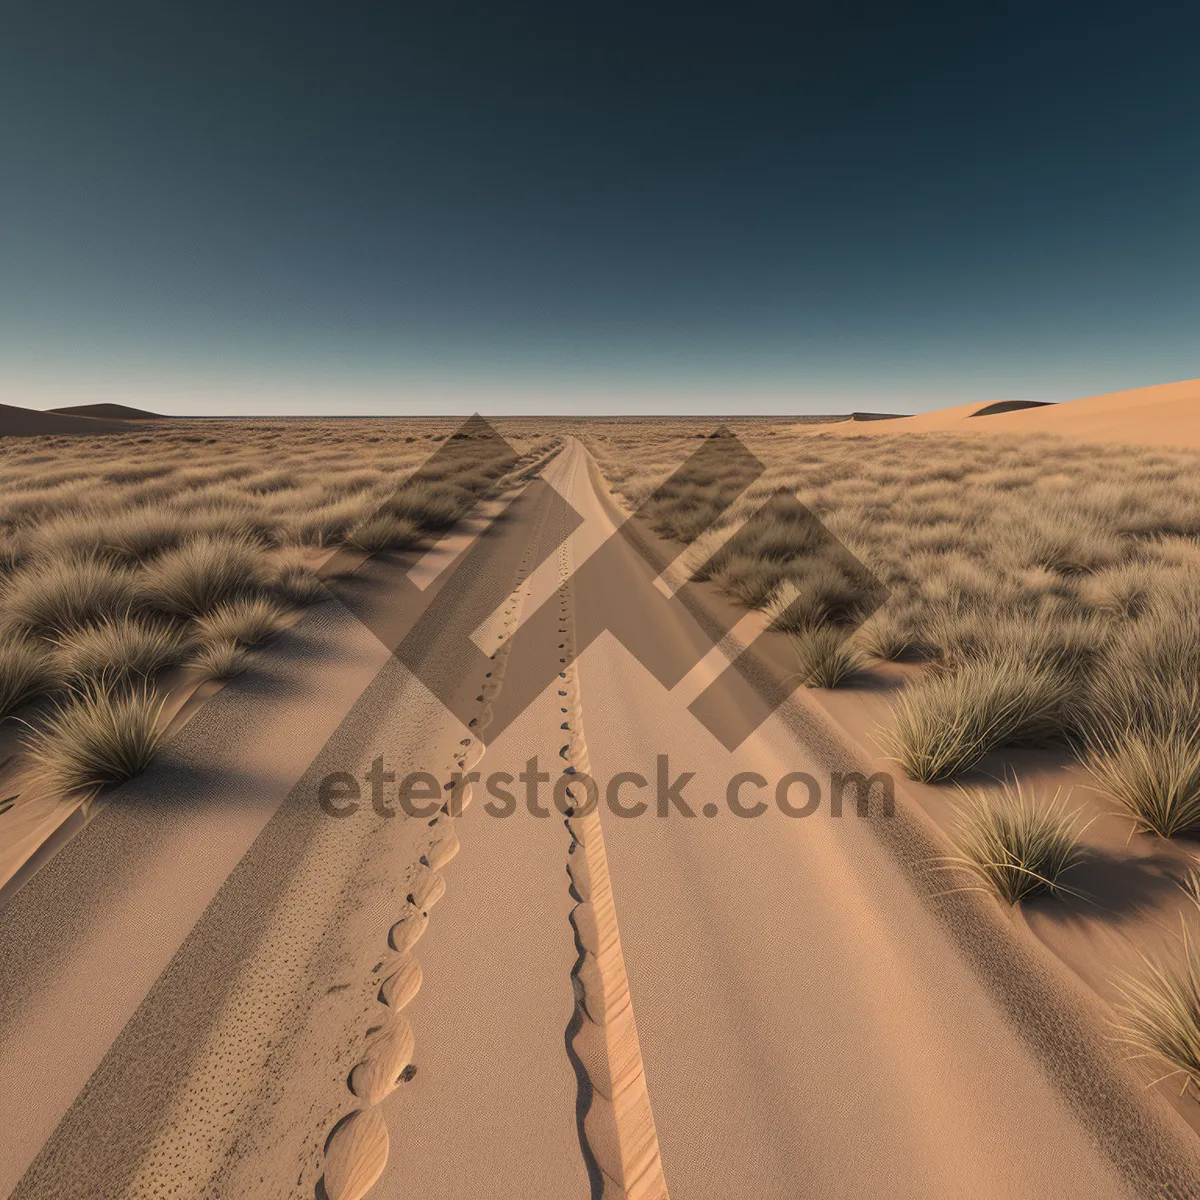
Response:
[3,458,599,1197]
[370,448,598,1198]
[0,597,395,1193]
[369,708,592,1198]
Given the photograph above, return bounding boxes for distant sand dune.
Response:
[968,399,1054,417]
[0,403,143,437]
[47,403,164,420]
[825,378,1200,449]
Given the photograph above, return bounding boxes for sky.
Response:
[1,2,1198,416]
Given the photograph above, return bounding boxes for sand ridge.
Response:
[818,376,1200,449]
[0,401,145,436]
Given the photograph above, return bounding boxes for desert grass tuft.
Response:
[1,557,140,638]
[24,684,164,795]
[139,535,267,617]
[1078,562,1156,619]
[940,782,1084,904]
[196,596,287,647]
[381,481,468,533]
[269,560,326,605]
[345,513,422,553]
[887,652,1072,783]
[1114,933,1200,1096]
[190,638,251,681]
[1081,593,1200,835]
[53,618,188,691]
[103,507,191,563]
[785,627,863,688]
[270,491,371,547]
[763,572,870,634]
[1086,720,1200,838]
[0,639,56,721]
[853,606,933,662]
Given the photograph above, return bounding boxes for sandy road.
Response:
[5,436,1200,1197]
[0,454,589,1198]
[544,438,1200,1198]
[347,437,1200,1198]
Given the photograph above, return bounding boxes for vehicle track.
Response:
[556,500,670,1200]
[320,449,564,1199]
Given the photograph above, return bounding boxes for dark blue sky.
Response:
[2,2,1197,414]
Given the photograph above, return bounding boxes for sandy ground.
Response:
[4,436,1200,1197]
[562,440,1200,1197]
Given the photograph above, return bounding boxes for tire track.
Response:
[319,460,564,1200]
[553,448,670,1200]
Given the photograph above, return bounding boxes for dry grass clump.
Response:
[0,640,56,721]
[1088,722,1200,838]
[139,535,268,617]
[31,509,118,561]
[268,559,326,605]
[345,513,422,553]
[582,423,1200,789]
[196,597,287,647]
[53,618,188,691]
[1114,930,1200,1096]
[852,605,934,662]
[1082,579,1200,836]
[24,685,164,795]
[942,782,1084,904]
[998,504,1124,576]
[191,639,251,681]
[379,481,469,533]
[102,508,192,563]
[886,652,1073,783]
[1,557,140,638]
[928,605,1111,689]
[32,507,190,566]
[766,580,863,687]
[277,494,375,547]
[171,497,276,544]
[785,627,863,688]
[1077,561,1156,619]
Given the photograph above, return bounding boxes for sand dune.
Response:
[967,399,1053,417]
[47,402,164,420]
[0,402,142,437]
[828,377,1200,448]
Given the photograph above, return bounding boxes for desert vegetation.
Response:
[1115,876,1200,1098]
[939,780,1085,905]
[6,412,1200,1107]
[583,417,1200,1095]
[583,421,1200,826]
[0,419,553,804]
